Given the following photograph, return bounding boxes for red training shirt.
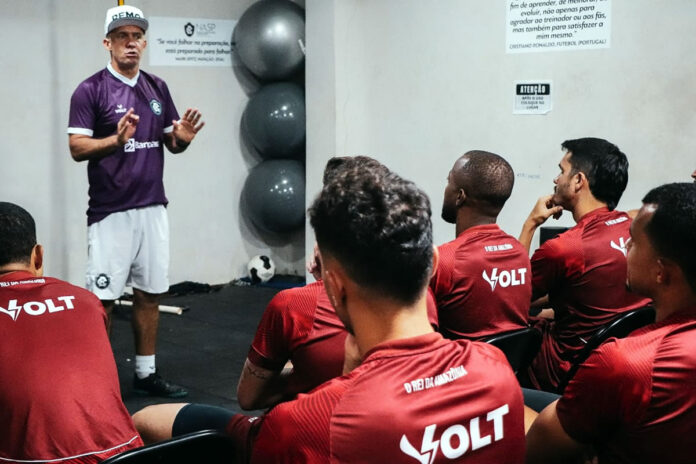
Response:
[431,224,531,339]
[528,208,651,390]
[251,332,525,463]
[249,281,439,398]
[248,281,347,397]
[0,271,142,463]
[557,310,696,464]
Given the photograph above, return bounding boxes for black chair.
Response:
[101,430,235,464]
[557,305,656,393]
[483,327,542,377]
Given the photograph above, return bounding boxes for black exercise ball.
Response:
[242,83,305,159]
[233,0,305,81]
[243,159,305,233]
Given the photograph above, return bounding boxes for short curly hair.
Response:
[310,159,433,304]
[0,202,36,267]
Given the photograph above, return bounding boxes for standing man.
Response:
[0,202,143,463]
[67,5,204,397]
[432,150,531,340]
[527,183,696,464]
[519,138,650,391]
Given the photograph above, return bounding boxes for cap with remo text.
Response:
[104,5,148,36]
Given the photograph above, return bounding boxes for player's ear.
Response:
[324,267,345,311]
[574,171,586,193]
[31,244,44,277]
[103,37,112,52]
[455,188,466,207]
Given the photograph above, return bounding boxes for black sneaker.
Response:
[133,372,188,398]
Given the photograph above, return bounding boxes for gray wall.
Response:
[305,0,695,270]
[0,0,306,286]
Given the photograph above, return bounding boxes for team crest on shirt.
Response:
[95,273,111,289]
[150,99,162,115]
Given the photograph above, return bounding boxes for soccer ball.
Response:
[248,255,275,283]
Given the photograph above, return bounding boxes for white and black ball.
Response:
[248,255,275,283]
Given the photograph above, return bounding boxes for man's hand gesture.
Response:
[172,108,205,146]
[116,108,139,146]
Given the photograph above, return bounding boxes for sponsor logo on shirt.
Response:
[123,138,160,153]
[605,216,628,226]
[0,296,76,322]
[482,268,527,291]
[400,404,509,463]
[150,99,162,115]
[610,237,628,257]
[484,243,513,252]
[403,365,467,394]
[115,103,128,114]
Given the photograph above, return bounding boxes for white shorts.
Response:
[86,205,169,300]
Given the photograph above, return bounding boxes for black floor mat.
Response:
[111,284,281,416]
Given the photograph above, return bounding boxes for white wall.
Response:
[0,0,306,286]
[3,1,693,286]
[305,0,696,261]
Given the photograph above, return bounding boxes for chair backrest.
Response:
[483,327,542,375]
[558,305,656,393]
[101,430,236,464]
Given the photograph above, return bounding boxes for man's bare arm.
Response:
[236,358,291,411]
[526,400,592,464]
[519,195,563,252]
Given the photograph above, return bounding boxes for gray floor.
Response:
[110,283,282,416]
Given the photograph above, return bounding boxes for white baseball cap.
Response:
[104,5,149,36]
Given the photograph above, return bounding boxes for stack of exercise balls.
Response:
[235,0,306,235]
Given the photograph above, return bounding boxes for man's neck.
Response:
[350,294,434,357]
[455,209,497,237]
[110,60,139,79]
[571,195,607,223]
[0,265,32,276]
[653,286,696,322]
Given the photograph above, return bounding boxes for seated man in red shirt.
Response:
[236,280,347,410]
[519,138,650,391]
[432,150,531,339]
[238,156,386,411]
[527,182,696,464]
[0,202,142,463]
[238,156,439,411]
[134,157,526,463]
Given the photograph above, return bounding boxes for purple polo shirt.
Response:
[68,63,179,225]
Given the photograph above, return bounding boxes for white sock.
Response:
[135,355,156,379]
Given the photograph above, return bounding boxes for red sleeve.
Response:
[248,291,294,371]
[530,235,583,300]
[430,242,456,305]
[556,339,648,443]
[251,378,348,463]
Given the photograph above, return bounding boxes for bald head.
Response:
[441,150,515,223]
